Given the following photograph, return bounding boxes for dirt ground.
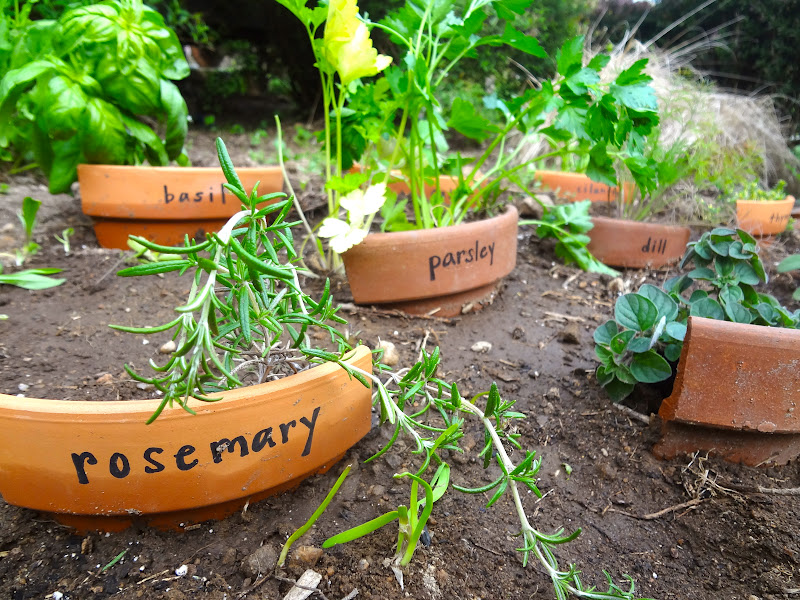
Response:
[1,129,800,600]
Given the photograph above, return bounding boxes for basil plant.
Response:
[0,0,189,193]
[595,228,800,402]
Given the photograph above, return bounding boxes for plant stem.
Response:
[278,464,352,567]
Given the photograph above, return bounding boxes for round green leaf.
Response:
[627,336,652,353]
[614,293,658,332]
[664,343,683,363]
[630,350,673,383]
[665,321,687,342]
[603,378,635,403]
[778,255,800,273]
[727,302,753,324]
[690,297,725,320]
[610,329,635,355]
[638,283,679,322]
[593,320,619,346]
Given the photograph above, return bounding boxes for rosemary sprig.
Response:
[111,138,352,423]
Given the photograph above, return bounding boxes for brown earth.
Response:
[0,128,800,600]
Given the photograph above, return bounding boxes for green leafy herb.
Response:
[0,0,190,192]
[595,228,800,402]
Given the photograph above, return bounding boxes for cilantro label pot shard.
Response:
[654,318,800,466]
[534,171,634,203]
[587,216,691,269]
[736,196,796,236]
[0,346,372,531]
[341,206,518,317]
[79,164,283,249]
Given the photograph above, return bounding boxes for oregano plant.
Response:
[595,228,800,402]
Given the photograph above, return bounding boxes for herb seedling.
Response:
[521,201,619,277]
[55,228,74,255]
[729,179,789,202]
[777,254,800,301]
[0,196,65,290]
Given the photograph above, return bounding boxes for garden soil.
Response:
[1,129,800,600]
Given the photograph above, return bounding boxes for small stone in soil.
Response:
[471,341,492,353]
[292,545,323,567]
[242,544,277,577]
[377,340,399,366]
[558,322,581,344]
[95,373,113,385]
[358,558,369,571]
[159,340,176,354]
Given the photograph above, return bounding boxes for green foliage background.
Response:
[594,0,800,136]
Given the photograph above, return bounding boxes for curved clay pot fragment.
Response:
[653,318,800,466]
[534,170,634,202]
[587,216,691,269]
[736,196,795,236]
[0,346,373,531]
[342,206,518,317]
[79,164,283,249]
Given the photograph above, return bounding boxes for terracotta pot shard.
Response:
[534,170,635,203]
[736,196,795,236]
[0,346,373,531]
[587,216,691,269]
[79,164,283,249]
[342,206,518,317]
[654,317,800,466]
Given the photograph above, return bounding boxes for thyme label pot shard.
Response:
[341,206,518,317]
[79,164,283,249]
[735,196,796,236]
[587,216,691,269]
[0,346,372,530]
[654,317,800,466]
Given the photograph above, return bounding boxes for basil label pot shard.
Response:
[0,346,372,531]
[342,207,518,317]
[79,164,283,249]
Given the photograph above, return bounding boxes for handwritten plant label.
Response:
[769,212,790,226]
[428,239,495,281]
[162,184,229,205]
[69,406,320,485]
[640,236,669,256]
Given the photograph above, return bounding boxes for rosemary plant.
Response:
[115,138,648,599]
[111,138,355,423]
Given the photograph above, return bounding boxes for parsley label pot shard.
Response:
[736,196,796,236]
[78,164,283,249]
[0,346,373,531]
[341,206,518,317]
[654,318,800,466]
[587,217,691,269]
[534,171,635,203]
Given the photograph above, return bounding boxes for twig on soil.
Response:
[724,484,800,496]
[607,498,705,520]
[336,302,458,322]
[612,403,651,425]
[85,254,126,293]
[542,310,586,323]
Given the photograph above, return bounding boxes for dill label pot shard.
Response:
[342,206,518,317]
[0,346,373,531]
